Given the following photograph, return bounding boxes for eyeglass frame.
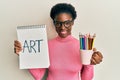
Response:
[53,19,74,28]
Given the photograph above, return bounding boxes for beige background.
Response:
[0,0,120,80]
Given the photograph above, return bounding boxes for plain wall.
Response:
[0,0,120,80]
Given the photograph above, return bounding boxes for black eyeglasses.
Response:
[53,20,73,28]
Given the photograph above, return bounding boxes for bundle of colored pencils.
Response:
[79,33,96,50]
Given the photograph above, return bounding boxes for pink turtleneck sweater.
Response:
[29,35,94,80]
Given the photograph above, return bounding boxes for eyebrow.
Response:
[54,19,73,23]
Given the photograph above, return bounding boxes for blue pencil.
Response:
[82,36,85,50]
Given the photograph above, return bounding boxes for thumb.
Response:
[93,48,97,52]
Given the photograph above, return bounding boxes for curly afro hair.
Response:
[50,3,77,20]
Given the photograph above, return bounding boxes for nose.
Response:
[61,23,66,29]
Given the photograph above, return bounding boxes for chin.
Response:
[59,34,69,38]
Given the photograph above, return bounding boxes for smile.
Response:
[60,30,67,35]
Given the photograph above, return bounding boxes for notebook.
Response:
[17,24,50,69]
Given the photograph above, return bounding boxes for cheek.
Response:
[55,27,72,34]
[55,28,61,34]
[55,28,59,32]
[67,27,72,32]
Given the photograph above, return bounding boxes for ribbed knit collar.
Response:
[56,35,73,42]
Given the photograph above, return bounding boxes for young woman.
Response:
[14,3,103,80]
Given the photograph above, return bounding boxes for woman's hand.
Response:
[91,48,103,65]
[14,40,22,55]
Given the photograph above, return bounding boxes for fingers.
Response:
[14,40,21,47]
[91,51,103,65]
[14,47,20,55]
[96,51,103,59]
[93,47,103,59]
[14,40,22,54]
[15,47,22,54]
[91,58,97,65]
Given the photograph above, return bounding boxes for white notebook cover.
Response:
[17,25,50,69]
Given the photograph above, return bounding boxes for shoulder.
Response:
[48,37,57,45]
[71,36,79,43]
[70,36,80,48]
[48,37,56,42]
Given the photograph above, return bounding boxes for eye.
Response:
[54,21,61,27]
[64,21,72,27]
[56,22,60,25]
[65,21,71,25]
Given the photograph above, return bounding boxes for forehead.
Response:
[55,13,72,21]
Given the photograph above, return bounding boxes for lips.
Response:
[60,30,67,35]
